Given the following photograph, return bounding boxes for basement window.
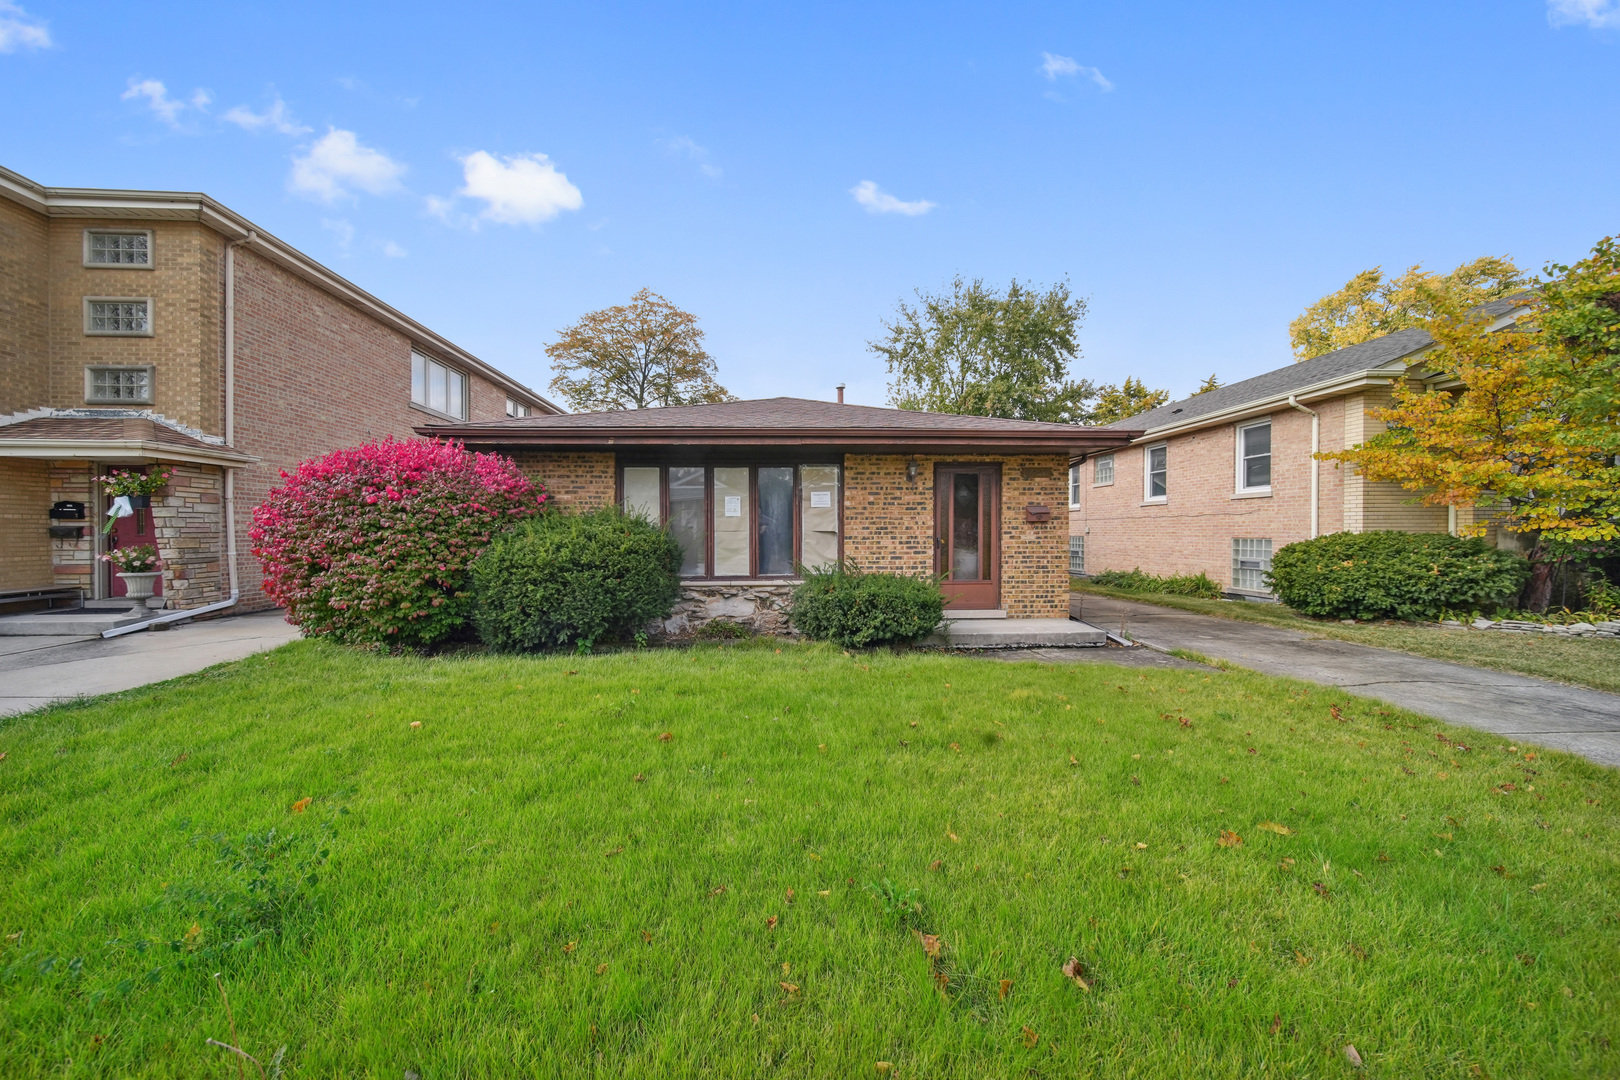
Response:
[1232,537,1273,592]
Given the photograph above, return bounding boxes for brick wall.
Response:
[508,451,616,510]
[845,453,1068,618]
[0,198,49,416]
[49,461,95,593]
[0,459,51,590]
[151,464,226,609]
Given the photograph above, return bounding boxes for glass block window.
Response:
[1238,420,1272,491]
[411,351,466,419]
[1145,445,1167,500]
[87,231,151,265]
[86,299,150,335]
[1068,464,1081,507]
[505,398,530,418]
[86,366,153,404]
[1069,534,1085,575]
[1093,454,1114,486]
[1232,537,1273,592]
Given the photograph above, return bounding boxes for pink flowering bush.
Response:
[251,438,545,647]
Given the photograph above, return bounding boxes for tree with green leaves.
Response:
[872,276,1094,423]
[1191,374,1221,396]
[1289,256,1527,361]
[1084,377,1170,425]
[547,289,735,412]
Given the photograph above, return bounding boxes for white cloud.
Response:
[660,135,722,178]
[122,78,212,127]
[0,2,50,52]
[381,240,408,258]
[456,151,583,225]
[321,218,355,250]
[1548,0,1620,26]
[1040,52,1113,91]
[289,128,407,202]
[223,95,310,135]
[850,180,936,217]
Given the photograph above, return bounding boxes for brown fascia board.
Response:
[0,164,561,416]
[415,424,1144,455]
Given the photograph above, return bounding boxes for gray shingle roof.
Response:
[1105,328,1436,432]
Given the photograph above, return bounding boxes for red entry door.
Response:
[106,503,162,599]
[934,465,1000,610]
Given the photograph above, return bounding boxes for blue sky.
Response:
[3,1,1617,409]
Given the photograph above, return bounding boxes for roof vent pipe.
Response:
[836,383,845,404]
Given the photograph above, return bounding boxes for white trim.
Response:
[1143,443,1167,503]
[83,227,155,269]
[1235,417,1272,495]
[1067,463,1081,508]
[84,364,155,405]
[83,296,153,336]
[0,440,255,466]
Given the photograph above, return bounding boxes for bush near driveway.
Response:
[1267,531,1529,621]
[1088,568,1224,599]
[471,507,682,651]
[250,438,545,647]
[789,563,944,647]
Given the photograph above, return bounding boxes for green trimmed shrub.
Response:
[1088,568,1224,599]
[1267,531,1529,621]
[788,564,944,648]
[471,508,682,651]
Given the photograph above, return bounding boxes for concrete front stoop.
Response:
[926,615,1106,649]
[0,606,147,636]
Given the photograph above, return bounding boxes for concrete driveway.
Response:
[0,610,302,717]
[1073,592,1620,768]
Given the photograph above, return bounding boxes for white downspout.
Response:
[1286,395,1320,539]
[105,230,254,638]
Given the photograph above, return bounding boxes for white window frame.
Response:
[83,297,154,337]
[1093,453,1115,486]
[1232,537,1273,593]
[84,365,155,405]
[1068,534,1085,576]
[1235,418,1273,496]
[410,350,468,420]
[1143,443,1168,503]
[505,398,530,418]
[83,229,154,269]
[1068,464,1082,508]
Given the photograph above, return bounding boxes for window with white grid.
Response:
[1069,534,1085,575]
[84,299,151,335]
[1231,537,1272,592]
[1093,453,1114,486]
[506,398,530,418]
[85,366,153,404]
[85,230,152,266]
[1068,464,1081,507]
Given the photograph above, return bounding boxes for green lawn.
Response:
[1,639,1616,1078]
[1073,581,1620,696]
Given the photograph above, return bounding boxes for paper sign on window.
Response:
[810,491,832,508]
[724,495,742,517]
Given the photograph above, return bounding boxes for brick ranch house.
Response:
[424,396,1134,634]
[0,164,557,625]
[1066,298,1533,597]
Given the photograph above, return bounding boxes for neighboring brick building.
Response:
[426,396,1126,632]
[1067,303,1532,597]
[0,164,558,623]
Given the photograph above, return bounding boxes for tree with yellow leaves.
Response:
[1289,256,1527,361]
[546,289,735,412]
[1324,237,1620,610]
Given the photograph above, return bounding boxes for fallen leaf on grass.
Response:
[291,797,312,814]
[817,889,830,897]
[1376,851,1389,863]
[1219,776,1230,784]
[1069,755,1079,766]
[1021,1026,1039,1048]
[818,744,827,753]
[169,752,187,767]
[1294,951,1311,966]
[1280,857,1295,870]
[1269,1013,1281,1035]
[1257,822,1292,835]
[782,962,790,974]
[1345,1044,1364,1068]
[632,773,644,782]
[875,1063,893,1076]
[999,978,1012,1000]
[565,670,578,676]
[1516,952,1536,966]
[1247,748,1258,755]
[1330,705,1345,723]
[710,886,727,896]
[785,888,795,904]
[563,941,577,953]
[929,859,943,872]
[1311,882,1331,899]
[658,732,673,742]
[1217,830,1242,847]
[595,963,608,974]
[1061,956,1091,991]
[947,832,959,843]
[909,720,918,728]
[948,742,961,752]
[641,930,653,943]
[1530,882,1547,892]
[778,981,800,995]
[915,931,942,958]
[1130,775,1141,786]
[409,721,422,729]
[766,916,778,930]
[1134,842,1148,850]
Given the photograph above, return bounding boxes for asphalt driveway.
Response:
[1072,592,1620,768]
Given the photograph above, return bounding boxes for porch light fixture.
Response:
[906,458,920,482]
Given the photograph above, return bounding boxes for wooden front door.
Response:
[106,501,161,600]
[934,465,1000,610]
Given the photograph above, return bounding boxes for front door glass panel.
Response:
[951,473,981,580]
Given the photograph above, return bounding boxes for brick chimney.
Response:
[836,383,845,404]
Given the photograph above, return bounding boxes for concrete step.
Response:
[926,617,1107,648]
[0,607,146,636]
[945,609,1008,620]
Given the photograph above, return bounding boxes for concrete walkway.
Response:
[0,610,302,717]
[1072,593,1620,768]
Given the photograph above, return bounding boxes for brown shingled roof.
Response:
[0,416,254,463]
[422,397,1138,454]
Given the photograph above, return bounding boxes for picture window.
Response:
[411,351,466,419]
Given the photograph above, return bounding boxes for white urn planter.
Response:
[117,571,165,608]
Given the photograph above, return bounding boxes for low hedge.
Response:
[789,564,944,648]
[1267,530,1529,621]
[471,508,682,651]
[1087,568,1224,599]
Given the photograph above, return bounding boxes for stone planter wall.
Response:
[657,581,797,637]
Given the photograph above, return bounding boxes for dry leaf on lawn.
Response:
[947,832,959,843]
[1061,956,1091,991]
[766,915,778,930]
[1021,1026,1039,1048]
[658,732,673,742]
[563,941,577,953]
[999,978,1012,1000]
[915,931,942,958]
[785,888,795,904]
[641,930,652,943]
[1217,830,1242,847]
[710,885,727,896]
[595,963,608,974]
[778,981,799,995]
[1269,1013,1281,1035]
[875,1063,893,1076]
[1345,1044,1364,1068]
[291,797,312,814]
[409,721,422,729]
[1257,821,1292,835]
